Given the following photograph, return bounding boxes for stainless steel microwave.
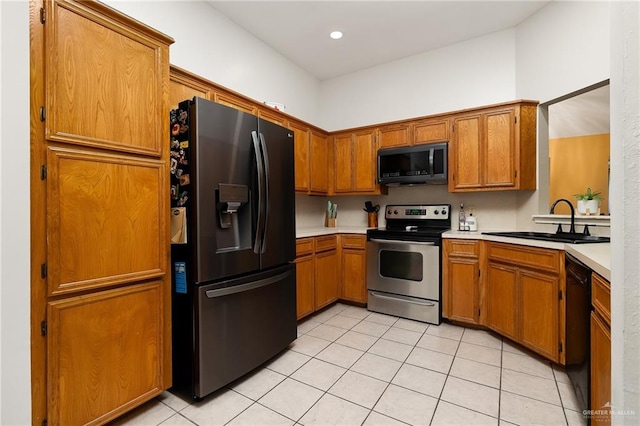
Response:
[377,142,448,185]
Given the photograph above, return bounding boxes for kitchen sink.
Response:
[482,231,610,244]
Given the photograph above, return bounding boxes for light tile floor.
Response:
[111,303,587,426]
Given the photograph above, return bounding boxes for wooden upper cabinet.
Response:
[333,129,384,194]
[309,130,329,194]
[354,130,377,192]
[46,147,167,296]
[45,0,171,157]
[450,114,483,190]
[214,90,257,115]
[485,108,516,188]
[258,107,288,127]
[333,133,354,193]
[413,118,450,145]
[290,121,311,192]
[378,119,449,148]
[449,101,537,192]
[169,66,213,109]
[378,124,411,148]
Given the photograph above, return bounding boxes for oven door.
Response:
[366,238,440,300]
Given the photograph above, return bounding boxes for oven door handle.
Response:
[369,291,437,307]
[369,238,436,246]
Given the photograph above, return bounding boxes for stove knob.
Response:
[433,209,439,215]
[387,209,392,215]
[441,209,447,215]
[394,210,399,215]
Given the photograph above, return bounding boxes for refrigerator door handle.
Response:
[259,132,270,253]
[205,269,294,298]
[251,131,265,254]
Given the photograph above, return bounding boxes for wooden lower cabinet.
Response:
[443,239,482,324]
[485,242,564,362]
[444,238,565,364]
[591,272,611,424]
[295,254,315,319]
[296,234,367,318]
[341,235,367,304]
[315,247,339,309]
[519,269,560,360]
[47,281,164,425]
[485,261,519,341]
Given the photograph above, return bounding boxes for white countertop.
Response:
[443,230,611,280]
[296,226,371,238]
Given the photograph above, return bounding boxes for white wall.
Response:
[515,1,610,103]
[318,29,517,131]
[103,0,321,125]
[610,1,640,421]
[297,188,520,232]
[0,0,31,424]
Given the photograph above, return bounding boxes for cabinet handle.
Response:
[369,238,435,246]
[369,291,436,306]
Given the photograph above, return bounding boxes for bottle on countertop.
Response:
[458,202,467,231]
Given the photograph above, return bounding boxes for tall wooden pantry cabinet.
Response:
[30,1,174,424]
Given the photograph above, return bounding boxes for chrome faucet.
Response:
[550,198,576,234]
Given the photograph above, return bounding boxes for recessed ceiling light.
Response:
[330,31,343,40]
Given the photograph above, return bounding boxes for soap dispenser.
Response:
[466,213,478,231]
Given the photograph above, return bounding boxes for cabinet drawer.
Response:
[445,239,479,257]
[592,272,611,326]
[314,235,337,253]
[487,242,562,274]
[341,234,366,249]
[296,238,314,257]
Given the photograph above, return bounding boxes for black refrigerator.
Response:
[169,97,297,400]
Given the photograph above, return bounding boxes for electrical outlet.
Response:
[467,205,476,216]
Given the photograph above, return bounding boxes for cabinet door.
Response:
[169,71,212,109]
[485,261,518,341]
[591,311,611,424]
[290,121,310,192]
[484,108,516,188]
[333,133,353,193]
[378,124,410,148]
[258,107,288,127]
[446,256,481,324]
[309,131,329,194]
[353,130,377,192]
[214,91,257,115]
[519,269,559,361]
[296,255,315,319]
[47,282,164,426]
[46,148,166,296]
[46,0,167,157]
[413,118,449,145]
[341,249,367,303]
[315,249,339,309]
[450,114,483,191]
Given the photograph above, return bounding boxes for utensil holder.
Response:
[367,212,378,228]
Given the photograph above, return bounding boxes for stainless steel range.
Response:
[366,204,451,324]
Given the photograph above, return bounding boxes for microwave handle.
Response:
[429,148,434,177]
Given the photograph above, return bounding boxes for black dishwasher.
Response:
[565,254,591,415]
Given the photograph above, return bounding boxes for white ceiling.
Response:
[205,1,609,137]
[206,1,550,81]
[549,85,610,138]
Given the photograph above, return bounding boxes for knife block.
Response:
[325,214,337,228]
